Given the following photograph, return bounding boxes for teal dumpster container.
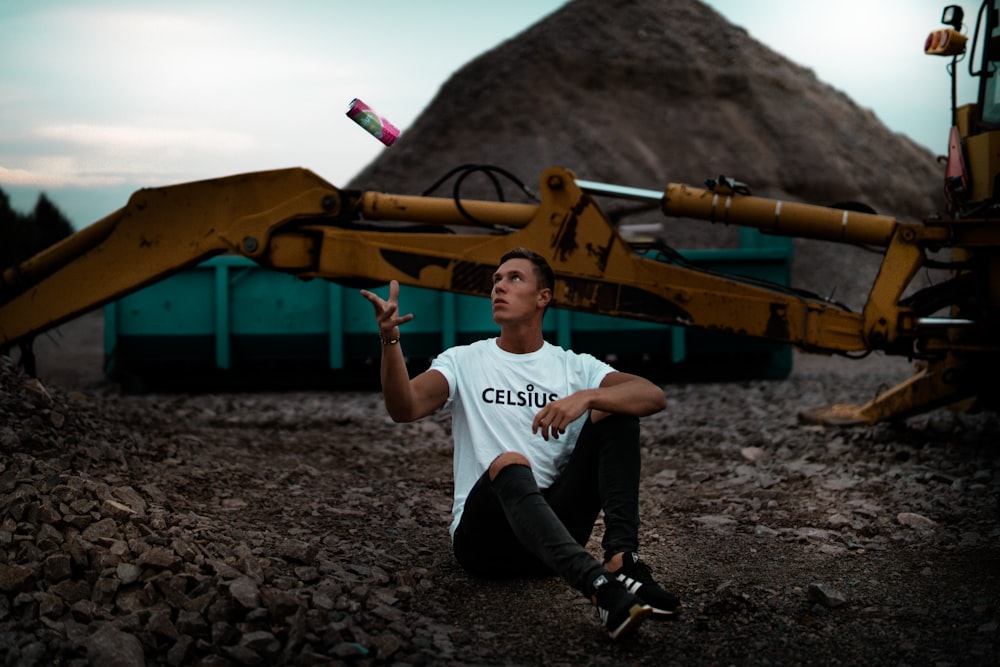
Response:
[104,229,793,390]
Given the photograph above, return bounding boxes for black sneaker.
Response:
[590,574,653,640]
[614,552,681,618]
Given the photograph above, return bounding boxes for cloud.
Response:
[0,124,258,188]
[0,165,123,188]
[36,124,254,153]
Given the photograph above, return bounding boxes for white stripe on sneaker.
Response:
[619,576,642,594]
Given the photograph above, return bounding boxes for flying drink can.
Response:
[346,98,400,146]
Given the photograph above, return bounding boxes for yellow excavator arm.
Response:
[2,166,869,354]
[5,4,1000,424]
[3,164,995,424]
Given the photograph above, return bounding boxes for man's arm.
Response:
[592,371,668,415]
[360,281,450,422]
[532,372,666,441]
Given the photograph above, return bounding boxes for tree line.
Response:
[1,187,74,270]
[1,188,75,377]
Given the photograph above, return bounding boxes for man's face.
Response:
[491,258,551,325]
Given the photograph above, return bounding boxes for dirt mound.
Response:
[349,0,945,310]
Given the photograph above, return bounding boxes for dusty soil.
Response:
[1,310,998,666]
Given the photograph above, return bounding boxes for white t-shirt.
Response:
[429,338,615,538]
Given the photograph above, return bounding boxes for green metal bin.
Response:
[104,230,793,390]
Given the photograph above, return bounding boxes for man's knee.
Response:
[488,451,531,481]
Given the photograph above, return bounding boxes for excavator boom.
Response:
[1,163,996,423]
[6,2,1000,424]
[2,166,871,357]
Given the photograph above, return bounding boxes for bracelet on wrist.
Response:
[379,333,400,346]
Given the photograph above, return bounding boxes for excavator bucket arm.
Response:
[3,165,994,425]
[1,167,867,357]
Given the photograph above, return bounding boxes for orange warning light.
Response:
[925,28,967,56]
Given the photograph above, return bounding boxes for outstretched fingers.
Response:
[360,280,414,333]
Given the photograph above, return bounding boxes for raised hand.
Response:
[359,280,414,340]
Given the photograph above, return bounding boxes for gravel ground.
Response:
[1,316,998,665]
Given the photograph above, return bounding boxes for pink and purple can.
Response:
[346,98,400,146]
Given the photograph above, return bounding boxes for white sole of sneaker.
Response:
[648,606,681,620]
[608,603,653,640]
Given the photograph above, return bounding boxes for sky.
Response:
[0,0,982,229]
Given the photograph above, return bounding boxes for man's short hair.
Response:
[500,247,555,292]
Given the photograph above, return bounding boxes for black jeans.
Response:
[452,414,641,593]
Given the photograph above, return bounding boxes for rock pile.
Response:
[350,0,948,311]
[3,348,999,665]
[0,357,456,666]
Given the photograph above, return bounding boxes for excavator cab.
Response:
[974,1,1000,127]
[935,1,1000,211]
